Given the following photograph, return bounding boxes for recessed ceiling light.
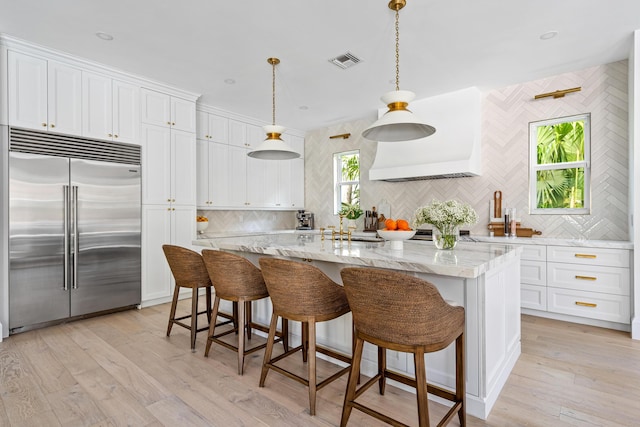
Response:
[224,78,236,84]
[95,32,114,41]
[299,106,309,110]
[540,31,558,40]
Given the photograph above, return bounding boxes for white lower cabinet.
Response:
[141,204,196,303]
[520,243,631,329]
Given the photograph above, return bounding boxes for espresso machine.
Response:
[295,210,314,230]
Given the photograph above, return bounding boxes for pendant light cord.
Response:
[395,7,400,92]
[272,60,276,126]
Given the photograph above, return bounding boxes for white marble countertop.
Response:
[197,229,633,250]
[193,232,522,279]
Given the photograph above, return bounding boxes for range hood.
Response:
[369,87,482,181]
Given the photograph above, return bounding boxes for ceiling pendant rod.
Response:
[247,57,300,160]
[361,0,436,142]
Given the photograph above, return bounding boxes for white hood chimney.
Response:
[369,87,482,181]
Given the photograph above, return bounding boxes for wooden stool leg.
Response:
[166,284,180,336]
[308,318,317,415]
[414,349,430,427]
[190,287,199,351]
[204,296,221,357]
[378,346,386,395]
[237,298,246,375]
[259,311,279,387]
[281,317,289,352]
[457,333,466,426]
[246,301,252,340]
[341,336,364,427]
[302,321,309,363]
[205,286,212,323]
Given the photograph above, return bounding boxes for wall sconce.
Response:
[329,133,351,140]
[534,87,581,100]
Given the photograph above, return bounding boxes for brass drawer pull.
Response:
[575,275,597,281]
[575,253,597,259]
[575,301,597,308]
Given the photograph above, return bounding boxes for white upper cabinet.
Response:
[196,110,228,143]
[141,123,195,206]
[8,51,82,135]
[82,72,140,144]
[228,119,247,148]
[245,123,263,149]
[141,89,196,133]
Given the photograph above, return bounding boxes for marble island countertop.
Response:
[193,232,522,279]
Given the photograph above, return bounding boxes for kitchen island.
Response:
[193,232,522,420]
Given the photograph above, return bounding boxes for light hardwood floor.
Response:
[1,300,639,426]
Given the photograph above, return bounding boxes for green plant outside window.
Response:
[529,114,590,214]
[334,150,360,215]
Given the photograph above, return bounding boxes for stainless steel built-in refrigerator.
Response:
[8,127,141,333]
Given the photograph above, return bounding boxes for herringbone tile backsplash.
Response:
[304,60,630,240]
[202,60,629,241]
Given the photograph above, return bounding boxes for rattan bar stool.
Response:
[340,267,466,427]
[162,245,235,351]
[258,257,352,416]
[201,250,287,375]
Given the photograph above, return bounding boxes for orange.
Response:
[397,219,411,230]
[385,219,397,230]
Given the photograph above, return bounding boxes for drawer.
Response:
[547,287,630,323]
[521,245,546,261]
[547,262,629,295]
[521,284,547,310]
[521,260,546,285]
[547,246,629,268]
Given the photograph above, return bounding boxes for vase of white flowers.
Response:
[413,199,478,250]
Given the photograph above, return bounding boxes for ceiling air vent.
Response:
[329,52,361,69]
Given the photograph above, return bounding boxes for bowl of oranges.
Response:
[377,219,416,249]
[196,215,209,233]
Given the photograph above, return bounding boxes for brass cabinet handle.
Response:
[167,198,171,202]
[575,275,597,281]
[108,133,113,137]
[42,122,47,127]
[172,122,175,126]
[167,121,171,125]
[575,301,597,308]
[50,123,55,128]
[575,253,597,259]
[114,135,118,138]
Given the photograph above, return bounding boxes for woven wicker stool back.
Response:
[162,245,213,351]
[202,250,268,300]
[341,267,464,351]
[340,267,466,427]
[201,250,282,375]
[259,257,350,322]
[258,257,352,416]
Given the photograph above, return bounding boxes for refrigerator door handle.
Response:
[72,185,79,290]
[63,185,69,291]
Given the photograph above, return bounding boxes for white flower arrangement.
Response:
[413,199,478,230]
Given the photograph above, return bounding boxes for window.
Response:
[529,113,590,214]
[334,150,360,214]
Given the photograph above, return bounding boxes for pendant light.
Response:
[362,0,436,142]
[247,58,300,160]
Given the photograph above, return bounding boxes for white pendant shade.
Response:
[362,90,436,142]
[247,125,300,160]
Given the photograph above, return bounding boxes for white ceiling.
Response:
[2,0,640,133]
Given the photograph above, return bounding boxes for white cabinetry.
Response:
[546,246,630,324]
[82,72,140,143]
[142,124,196,206]
[194,109,305,210]
[519,243,631,329]
[196,110,228,143]
[520,245,547,310]
[8,51,82,135]
[141,204,196,302]
[141,88,196,133]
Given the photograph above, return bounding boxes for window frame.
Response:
[528,113,591,215]
[333,150,360,215]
